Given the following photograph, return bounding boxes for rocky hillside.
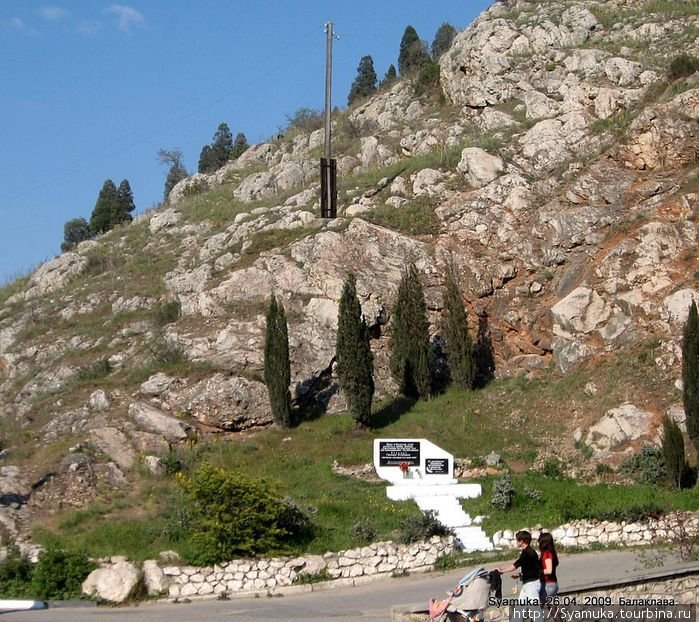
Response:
[1,0,698,545]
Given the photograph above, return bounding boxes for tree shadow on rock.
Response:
[371,395,417,429]
[292,362,339,425]
[473,312,495,389]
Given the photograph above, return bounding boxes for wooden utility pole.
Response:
[320,21,337,218]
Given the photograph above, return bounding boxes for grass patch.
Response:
[364,197,441,235]
[461,474,699,536]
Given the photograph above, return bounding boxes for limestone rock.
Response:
[586,404,654,453]
[82,561,140,603]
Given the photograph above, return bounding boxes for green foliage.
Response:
[683,301,699,452]
[490,473,515,510]
[398,510,453,544]
[389,263,432,399]
[76,358,112,382]
[154,300,181,327]
[364,197,440,235]
[89,178,135,235]
[413,61,442,99]
[442,266,475,390]
[618,444,667,484]
[31,548,95,600]
[398,25,431,76]
[61,217,92,252]
[432,22,457,59]
[662,415,693,489]
[198,122,245,174]
[541,457,563,479]
[264,295,292,428]
[0,548,34,598]
[336,273,374,428]
[284,108,324,134]
[295,568,332,584]
[177,463,313,565]
[351,518,377,544]
[347,55,378,106]
[668,54,699,80]
[158,148,188,202]
[380,64,398,90]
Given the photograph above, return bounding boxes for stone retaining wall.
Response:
[492,512,699,549]
[162,536,456,599]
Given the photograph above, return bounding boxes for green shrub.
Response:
[0,548,34,598]
[154,300,181,326]
[31,549,95,600]
[413,62,441,98]
[618,444,666,484]
[177,463,313,565]
[490,474,515,510]
[398,510,453,544]
[541,458,563,479]
[76,358,112,382]
[668,54,699,81]
[351,518,377,544]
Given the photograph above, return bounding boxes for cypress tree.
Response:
[398,25,430,76]
[380,64,398,89]
[347,55,378,106]
[661,415,688,489]
[158,148,188,201]
[683,300,699,452]
[211,122,234,167]
[115,179,135,225]
[389,263,432,399]
[264,295,292,429]
[89,179,119,234]
[431,22,457,59]
[231,132,249,160]
[336,273,374,428]
[198,144,214,174]
[442,266,475,390]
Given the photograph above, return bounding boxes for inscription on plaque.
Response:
[379,441,421,467]
[425,458,449,475]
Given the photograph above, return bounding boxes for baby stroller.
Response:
[428,567,502,622]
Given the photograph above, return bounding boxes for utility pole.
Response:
[320,21,337,218]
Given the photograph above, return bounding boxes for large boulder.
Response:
[82,561,140,603]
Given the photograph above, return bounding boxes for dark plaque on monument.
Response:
[379,441,421,467]
[425,458,449,475]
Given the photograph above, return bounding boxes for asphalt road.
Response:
[1,550,696,621]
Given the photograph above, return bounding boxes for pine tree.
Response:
[89,179,120,234]
[683,300,699,452]
[431,22,457,59]
[398,25,431,76]
[158,148,188,202]
[115,179,135,225]
[380,64,398,89]
[347,55,378,106]
[336,273,374,428]
[198,144,214,174]
[442,266,475,390]
[389,263,432,399]
[61,217,91,252]
[211,122,234,167]
[661,415,688,489]
[264,295,292,429]
[231,132,249,160]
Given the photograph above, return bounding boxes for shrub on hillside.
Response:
[177,463,313,565]
[398,510,453,544]
[668,54,699,80]
[0,548,34,598]
[31,549,95,600]
[618,444,666,484]
[490,473,515,510]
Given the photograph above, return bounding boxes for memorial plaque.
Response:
[379,441,421,466]
[425,458,449,475]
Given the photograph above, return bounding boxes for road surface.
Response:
[1,550,695,621]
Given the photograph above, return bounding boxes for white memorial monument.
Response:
[373,438,493,551]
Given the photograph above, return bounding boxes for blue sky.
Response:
[1,1,493,284]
